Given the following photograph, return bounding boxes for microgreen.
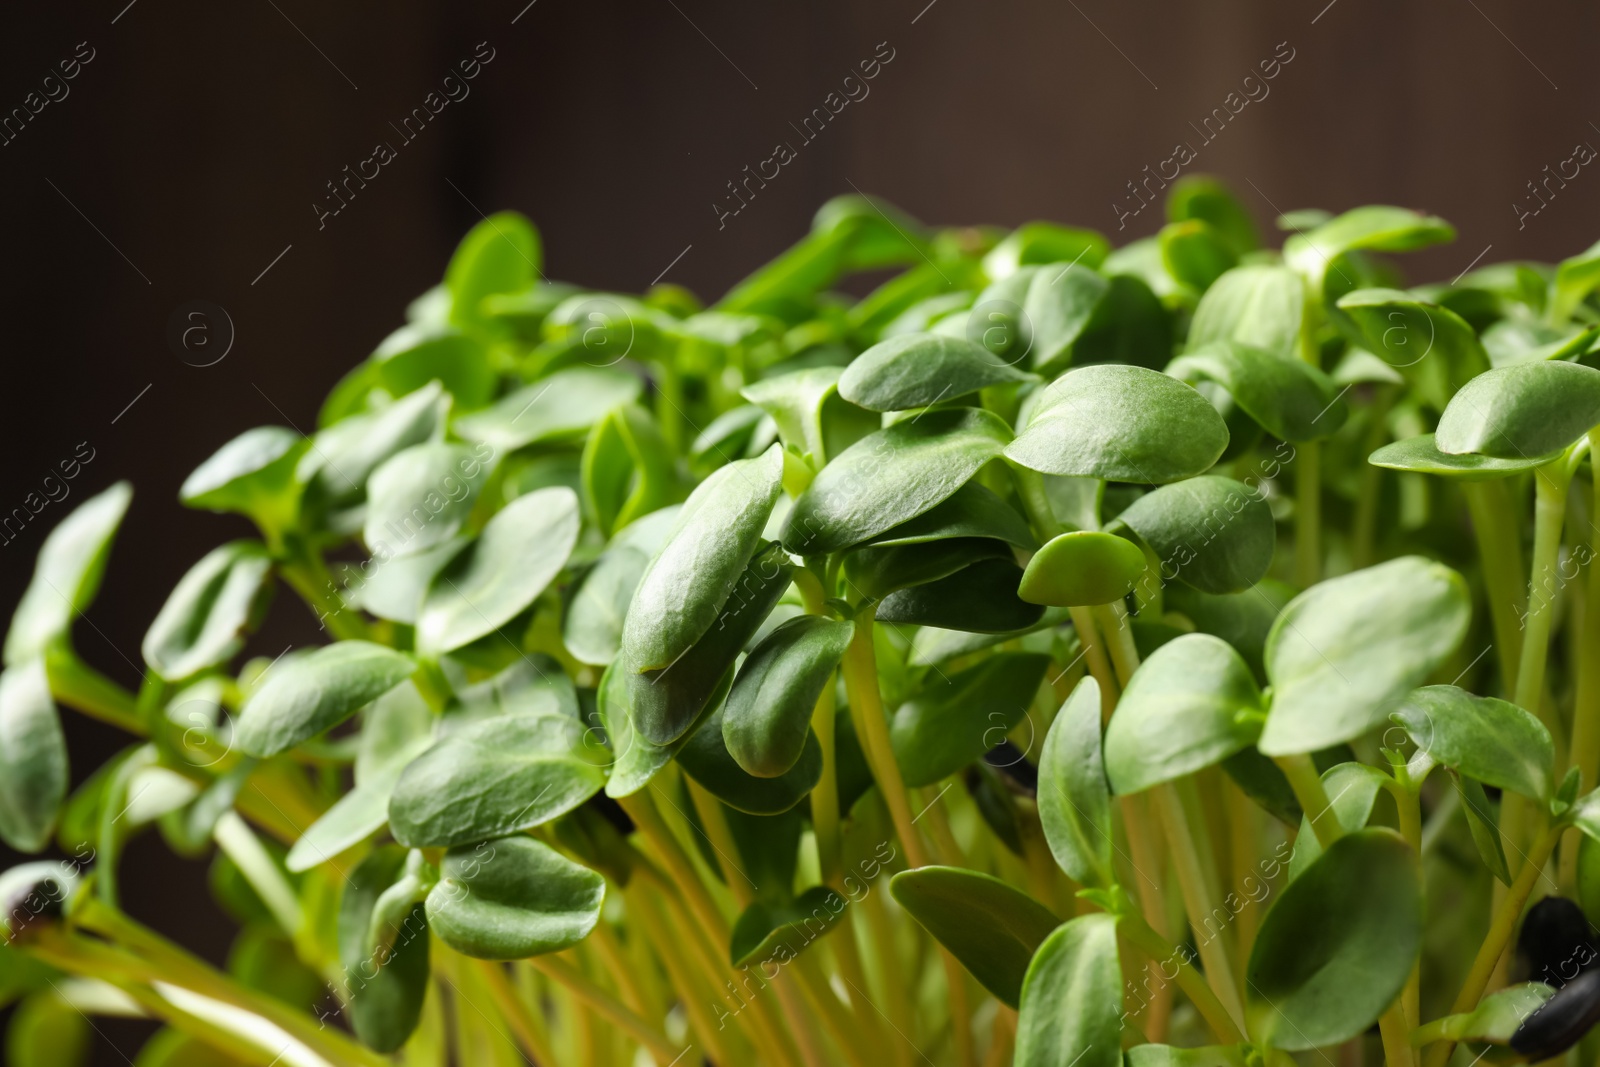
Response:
[16,178,1600,1067]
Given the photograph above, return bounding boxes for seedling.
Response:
[10,183,1600,1067]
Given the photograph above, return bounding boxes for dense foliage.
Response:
[8,177,1600,1067]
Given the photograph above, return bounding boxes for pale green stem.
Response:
[529,954,681,1064]
[1275,753,1341,848]
[1463,479,1526,694]
[840,614,930,868]
[1296,439,1322,589]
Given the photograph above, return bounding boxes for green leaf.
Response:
[0,661,67,853]
[838,333,1036,412]
[1006,365,1228,483]
[287,684,434,873]
[1126,1045,1249,1067]
[1260,557,1470,755]
[371,324,495,410]
[338,846,430,1052]
[783,408,1012,555]
[562,506,681,667]
[1104,634,1263,795]
[1391,685,1553,800]
[846,538,1010,601]
[1335,290,1491,410]
[141,541,274,682]
[1168,341,1347,441]
[363,442,494,559]
[580,404,676,538]
[446,211,541,330]
[235,641,416,758]
[730,886,847,968]
[627,542,792,745]
[1368,434,1558,480]
[1247,829,1421,1050]
[1435,359,1600,458]
[600,658,730,799]
[742,367,877,465]
[1438,983,1556,1045]
[1023,263,1109,372]
[343,538,466,625]
[454,367,643,452]
[1160,220,1237,292]
[1166,175,1260,256]
[890,866,1062,1008]
[389,710,603,848]
[1552,238,1600,322]
[1037,676,1113,887]
[1187,265,1304,362]
[678,701,823,815]
[1455,772,1511,885]
[983,222,1109,279]
[426,835,603,959]
[179,428,306,534]
[813,193,928,272]
[723,616,854,778]
[1111,476,1274,595]
[1284,762,1391,880]
[416,487,580,655]
[890,652,1049,787]
[5,481,131,665]
[1166,579,1296,682]
[1014,913,1122,1067]
[876,558,1044,633]
[1018,531,1147,607]
[301,381,447,526]
[1285,205,1455,291]
[622,446,784,673]
[862,481,1035,550]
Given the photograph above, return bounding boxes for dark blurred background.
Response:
[3,0,1598,1059]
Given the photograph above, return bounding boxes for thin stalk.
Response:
[47,651,142,733]
[474,958,561,1067]
[1562,439,1600,890]
[625,884,741,1067]
[840,615,930,868]
[1225,778,1262,986]
[1092,600,1139,690]
[1152,781,1247,1032]
[1067,606,1119,720]
[811,680,844,884]
[860,882,917,1067]
[1296,439,1323,589]
[940,950,977,1067]
[1387,770,1423,1034]
[530,953,681,1063]
[1516,459,1573,733]
[1276,753,1340,847]
[685,776,757,909]
[1423,823,1564,1067]
[1378,1005,1415,1067]
[277,541,372,643]
[1352,388,1396,570]
[793,951,876,1067]
[767,972,831,1067]
[1121,791,1174,1040]
[586,919,660,1029]
[1463,479,1526,694]
[211,812,302,939]
[1118,908,1245,1045]
[919,784,969,869]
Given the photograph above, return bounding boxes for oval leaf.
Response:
[1112,476,1274,595]
[5,481,132,665]
[0,661,67,853]
[562,506,680,667]
[1369,434,1558,480]
[1038,676,1114,888]
[338,846,430,1052]
[455,367,642,452]
[723,616,854,778]
[416,487,580,655]
[839,333,1035,412]
[1168,341,1346,441]
[1260,557,1470,755]
[1006,365,1228,483]
[389,711,604,848]
[142,541,274,682]
[1247,828,1421,1050]
[890,865,1062,1008]
[235,642,416,758]
[783,408,1012,555]
[1104,634,1264,795]
[1391,685,1553,801]
[425,835,603,960]
[678,701,823,816]
[1436,360,1600,458]
[1014,913,1123,1067]
[1019,531,1147,607]
[363,442,493,559]
[622,446,783,673]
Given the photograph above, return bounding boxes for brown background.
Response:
[2,0,1597,1059]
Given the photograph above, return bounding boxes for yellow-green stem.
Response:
[1463,479,1526,695]
[529,953,681,1063]
[474,958,561,1066]
[840,614,930,868]
[1118,909,1245,1045]
[1276,753,1341,847]
[1296,439,1322,589]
